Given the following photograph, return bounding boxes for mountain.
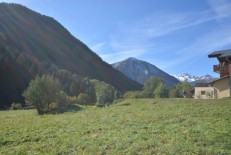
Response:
[172,73,217,86]
[0,3,142,107]
[112,57,180,88]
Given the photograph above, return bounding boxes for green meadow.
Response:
[0,99,231,154]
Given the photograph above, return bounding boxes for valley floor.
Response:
[0,98,231,154]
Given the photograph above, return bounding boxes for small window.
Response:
[201,91,206,95]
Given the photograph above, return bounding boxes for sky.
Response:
[1,0,231,77]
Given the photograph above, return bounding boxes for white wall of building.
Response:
[194,87,215,99]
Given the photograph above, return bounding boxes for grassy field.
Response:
[0,98,231,154]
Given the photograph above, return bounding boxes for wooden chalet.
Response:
[208,49,231,78]
[193,49,231,99]
[208,49,231,98]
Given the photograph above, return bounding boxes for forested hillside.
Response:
[0,3,141,108]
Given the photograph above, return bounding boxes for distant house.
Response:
[193,49,231,99]
[193,83,214,99]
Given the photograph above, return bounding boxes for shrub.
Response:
[124,91,143,99]
[15,103,22,110]
[49,102,58,113]
[96,102,105,108]
[10,102,22,110]
[56,91,70,107]
[77,93,91,105]
[113,98,124,104]
[206,91,213,99]
[68,96,78,105]
[169,81,193,98]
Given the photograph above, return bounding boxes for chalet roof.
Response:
[209,75,230,84]
[208,49,231,58]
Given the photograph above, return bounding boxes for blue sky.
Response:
[1,0,231,77]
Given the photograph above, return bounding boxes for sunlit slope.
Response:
[0,3,142,106]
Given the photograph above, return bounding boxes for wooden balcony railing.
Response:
[213,65,220,73]
[213,64,231,77]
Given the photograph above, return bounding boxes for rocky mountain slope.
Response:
[112,57,180,88]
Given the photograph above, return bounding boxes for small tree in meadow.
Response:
[143,77,168,98]
[23,75,62,115]
[154,83,169,98]
[94,81,116,106]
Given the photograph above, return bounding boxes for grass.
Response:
[0,98,231,154]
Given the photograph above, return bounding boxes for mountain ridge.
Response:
[172,73,216,82]
[172,73,218,86]
[112,57,180,88]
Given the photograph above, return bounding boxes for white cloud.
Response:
[125,11,215,40]
[107,1,231,69]
[208,0,231,18]
[110,8,226,49]
[155,25,231,70]
[109,12,213,60]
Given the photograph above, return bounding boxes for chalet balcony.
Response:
[213,65,220,73]
[213,64,231,77]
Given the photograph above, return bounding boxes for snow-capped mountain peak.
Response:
[172,73,215,82]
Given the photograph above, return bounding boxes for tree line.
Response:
[124,77,193,99]
[22,75,192,115]
[0,45,120,109]
[23,75,120,114]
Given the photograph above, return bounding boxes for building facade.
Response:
[207,49,231,99]
[194,86,214,99]
[193,49,231,99]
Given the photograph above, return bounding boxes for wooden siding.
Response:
[213,63,231,78]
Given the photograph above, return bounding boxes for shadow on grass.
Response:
[117,102,131,106]
[48,104,83,114]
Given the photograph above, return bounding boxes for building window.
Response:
[201,91,206,95]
